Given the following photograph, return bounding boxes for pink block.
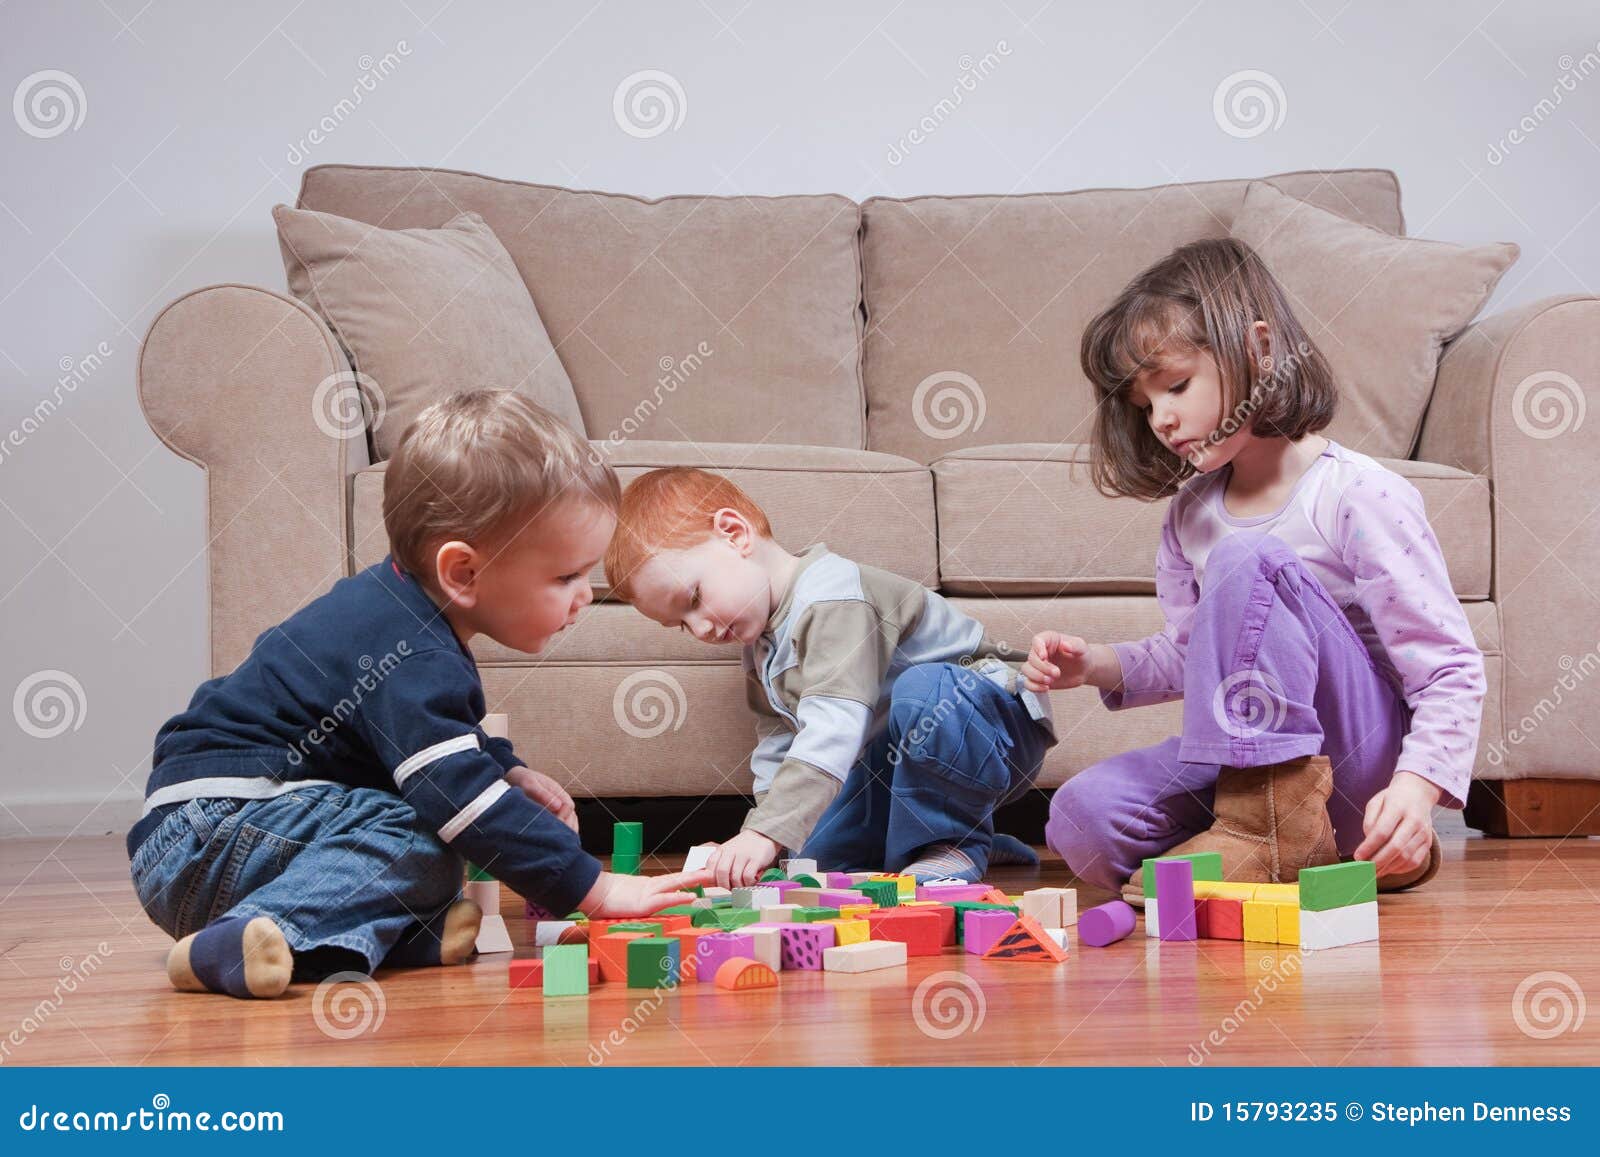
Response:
[963,908,1018,956]
[693,932,756,983]
[814,889,867,909]
[1078,900,1137,947]
[779,923,836,970]
[1154,860,1197,942]
[916,883,991,904]
[825,872,856,888]
[764,880,803,897]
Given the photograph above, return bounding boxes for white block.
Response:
[464,878,499,912]
[683,844,716,873]
[534,920,577,947]
[1021,887,1077,928]
[759,903,803,923]
[702,886,733,902]
[733,885,780,910]
[781,858,818,878]
[1144,898,1161,938]
[1060,889,1078,927]
[474,914,514,955]
[747,925,784,971]
[1299,900,1379,951]
[1042,927,1068,949]
[822,940,907,973]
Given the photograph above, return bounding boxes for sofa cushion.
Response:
[349,440,935,599]
[273,206,583,459]
[1231,181,1518,459]
[932,444,1490,600]
[298,165,865,450]
[860,169,1404,463]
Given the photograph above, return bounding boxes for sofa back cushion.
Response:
[860,169,1405,462]
[298,165,866,449]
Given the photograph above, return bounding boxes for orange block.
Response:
[714,956,778,991]
[981,914,1069,963]
[593,932,647,982]
[980,887,1012,905]
[654,914,693,934]
[667,927,721,982]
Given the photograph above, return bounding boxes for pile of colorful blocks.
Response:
[507,834,1080,998]
[1143,852,1379,951]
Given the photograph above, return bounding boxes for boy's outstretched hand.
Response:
[705,830,780,890]
[504,766,579,832]
[1021,631,1093,693]
[579,869,713,918]
[1353,770,1441,877]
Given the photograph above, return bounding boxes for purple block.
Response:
[815,889,868,909]
[963,909,1018,956]
[764,880,803,898]
[825,872,856,888]
[693,932,755,983]
[1078,900,1137,947]
[778,923,836,970]
[916,883,991,904]
[1153,860,1197,941]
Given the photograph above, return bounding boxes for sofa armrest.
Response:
[1418,294,1600,780]
[139,284,366,678]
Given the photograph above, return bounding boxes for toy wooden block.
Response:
[611,853,640,876]
[902,901,957,946]
[691,932,756,983]
[1274,902,1300,947]
[981,915,1069,963]
[824,918,871,945]
[1297,861,1377,911]
[666,927,721,982]
[732,885,782,910]
[610,920,664,937]
[825,872,857,888]
[702,886,734,903]
[683,843,716,873]
[1299,900,1378,950]
[762,880,803,898]
[815,889,869,909]
[626,936,681,989]
[760,868,787,882]
[1241,901,1278,943]
[613,821,643,856]
[714,956,779,990]
[595,932,649,982]
[534,920,579,947]
[951,901,1018,944]
[653,914,693,935]
[1192,881,1260,902]
[791,906,842,923]
[692,907,762,930]
[1200,898,1244,940]
[1250,883,1300,904]
[852,880,899,908]
[542,944,590,997]
[1144,899,1160,938]
[916,882,991,904]
[509,958,543,989]
[963,908,1018,956]
[1078,900,1137,947]
[1042,928,1068,950]
[476,914,515,955]
[790,874,822,888]
[781,858,818,878]
[759,903,803,923]
[746,925,784,971]
[1154,859,1197,942]
[838,904,875,920]
[979,887,1012,905]
[1020,887,1078,928]
[779,923,837,970]
[823,940,907,973]
[1141,852,1222,898]
[866,908,942,956]
[869,874,916,901]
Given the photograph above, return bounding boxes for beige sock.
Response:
[166,916,292,998]
[438,898,482,965]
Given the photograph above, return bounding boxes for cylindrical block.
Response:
[1078,900,1137,947]
[1154,859,1197,941]
[613,821,644,854]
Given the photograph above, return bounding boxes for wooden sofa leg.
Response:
[1465,779,1600,837]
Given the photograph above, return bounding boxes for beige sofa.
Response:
[138,164,1600,836]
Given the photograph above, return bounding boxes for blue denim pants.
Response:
[799,661,1052,878]
[128,784,465,974]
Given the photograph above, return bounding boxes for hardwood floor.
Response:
[1,813,1596,1066]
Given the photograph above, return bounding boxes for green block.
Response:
[854,880,899,908]
[689,885,705,898]
[542,944,589,997]
[692,907,760,929]
[950,900,1019,944]
[792,906,841,923]
[563,912,587,921]
[626,937,679,988]
[1140,852,1222,898]
[610,921,663,938]
[1297,861,1377,911]
[656,905,700,917]
[790,874,822,888]
[612,821,643,855]
[759,868,788,882]
[465,862,495,882]
[611,852,641,876]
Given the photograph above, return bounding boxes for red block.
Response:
[1205,897,1244,940]
[866,908,943,956]
[906,903,957,947]
[509,959,543,989]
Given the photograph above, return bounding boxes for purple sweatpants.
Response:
[1046,532,1407,891]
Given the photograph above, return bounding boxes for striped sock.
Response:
[167,915,292,999]
[899,844,981,884]
[988,833,1039,867]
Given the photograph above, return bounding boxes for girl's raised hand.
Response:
[1022,631,1091,692]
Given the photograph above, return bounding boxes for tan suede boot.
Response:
[1377,831,1442,892]
[1121,754,1340,907]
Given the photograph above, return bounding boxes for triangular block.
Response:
[981,914,1069,963]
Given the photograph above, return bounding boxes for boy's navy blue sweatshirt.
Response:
[127,557,601,916]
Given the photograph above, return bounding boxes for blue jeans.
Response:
[800,662,1051,878]
[128,784,465,974]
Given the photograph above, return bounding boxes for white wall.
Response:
[2,0,1596,835]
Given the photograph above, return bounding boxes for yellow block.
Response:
[1252,883,1301,904]
[825,918,870,945]
[1242,900,1278,943]
[838,904,874,919]
[1192,881,1260,901]
[1274,902,1300,946]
